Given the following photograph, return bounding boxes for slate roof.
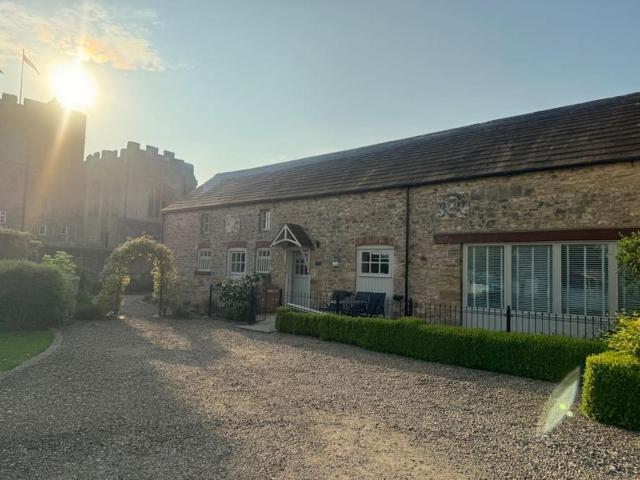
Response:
[164,91,640,213]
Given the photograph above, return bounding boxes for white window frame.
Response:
[358,247,393,278]
[0,210,6,225]
[201,214,211,234]
[463,241,619,315]
[255,248,271,274]
[61,225,71,237]
[259,209,271,231]
[227,248,247,277]
[196,248,213,272]
[38,224,47,236]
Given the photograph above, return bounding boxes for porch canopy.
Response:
[270,223,315,249]
[271,223,315,269]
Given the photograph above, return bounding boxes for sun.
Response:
[50,63,96,110]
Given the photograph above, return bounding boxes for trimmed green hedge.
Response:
[0,260,70,330]
[581,351,640,430]
[276,308,605,381]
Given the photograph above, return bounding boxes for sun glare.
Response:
[50,64,96,111]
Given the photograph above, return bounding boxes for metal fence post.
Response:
[249,287,257,323]
[208,284,213,318]
[506,305,511,332]
[408,298,414,317]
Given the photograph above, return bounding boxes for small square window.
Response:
[256,248,271,274]
[228,249,246,275]
[358,248,393,278]
[259,210,271,231]
[0,210,6,225]
[38,224,47,236]
[197,248,213,272]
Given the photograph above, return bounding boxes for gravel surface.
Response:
[0,297,638,479]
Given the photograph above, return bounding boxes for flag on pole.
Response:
[22,50,39,75]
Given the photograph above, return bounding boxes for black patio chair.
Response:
[322,290,353,314]
[343,291,370,316]
[366,292,386,317]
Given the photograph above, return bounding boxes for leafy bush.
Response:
[42,251,77,277]
[0,260,71,330]
[581,351,640,430]
[606,313,640,357]
[617,232,640,281]
[276,308,605,381]
[74,303,107,320]
[0,228,40,260]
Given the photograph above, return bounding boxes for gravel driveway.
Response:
[1,297,638,479]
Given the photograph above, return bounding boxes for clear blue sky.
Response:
[1,0,640,184]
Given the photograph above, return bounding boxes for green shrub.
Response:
[0,228,40,260]
[606,313,640,357]
[581,351,640,430]
[74,302,106,320]
[275,308,605,381]
[0,260,70,330]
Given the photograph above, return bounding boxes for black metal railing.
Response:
[208,284,257,323]
[279,292,616,339]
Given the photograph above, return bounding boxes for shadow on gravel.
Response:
[0,315,235,480]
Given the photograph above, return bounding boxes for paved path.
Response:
[0,297,638,479]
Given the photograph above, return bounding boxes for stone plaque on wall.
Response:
[225,215,240,233]
[437,192,470,219]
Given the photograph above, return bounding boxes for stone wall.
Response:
[164,161,640,307]
[163,189,408,306]
[0,93,86,243]
[84,142,197,249]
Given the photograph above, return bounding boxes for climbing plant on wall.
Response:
[97,236,177,316]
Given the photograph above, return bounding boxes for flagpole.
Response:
[18,49,24,104]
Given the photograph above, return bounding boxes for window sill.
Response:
[194,270,212,276]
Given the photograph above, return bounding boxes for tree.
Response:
[97,236,177,316]
[42,251,77,278]
[617,232,640,282]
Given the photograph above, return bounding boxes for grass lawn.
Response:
[0,330,54,373]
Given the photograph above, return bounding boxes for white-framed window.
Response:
[201,214,210,234]
[256,248,271,274]
[463,242,623,316]
[561,244,608,316]
[294,253,309,275]
[0,210,6,225]
[259,209,271,231]
[228,249,246,276]
[358,249,392,277]
[38,224,47,236]
[466,245,504,308]
[511,245,552,313]
[196,248,213,272]
[61,225,71,237]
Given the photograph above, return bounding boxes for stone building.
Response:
[0,93,197,284]
[0,93,86,246]
[84,142,197,249]
[163,92,640,322]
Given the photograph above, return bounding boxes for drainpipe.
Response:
[404,187,411,315]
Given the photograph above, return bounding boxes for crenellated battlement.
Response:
[84,141,192,174]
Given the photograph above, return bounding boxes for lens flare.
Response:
[50,63,96,110]
[536,367,580,435]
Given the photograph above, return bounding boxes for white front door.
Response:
[356,247,394,299]
[288,249,310,304]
